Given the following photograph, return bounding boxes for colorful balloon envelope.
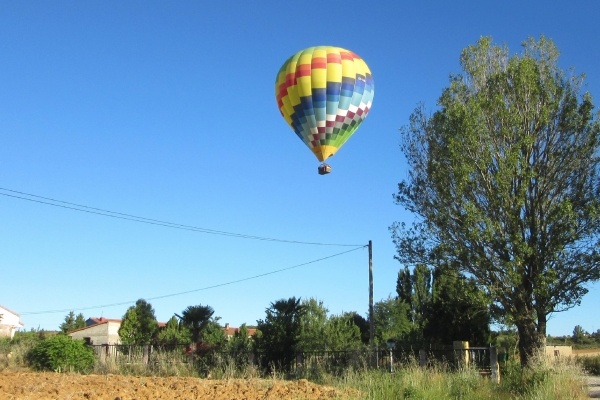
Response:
[275,46,374,169]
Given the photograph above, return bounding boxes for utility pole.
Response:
[368,240,374,346]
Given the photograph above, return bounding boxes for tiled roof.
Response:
[223,325,258,337]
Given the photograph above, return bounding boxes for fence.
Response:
[416,341,500,382]
[92,344,190,365]
[91,341,500,381]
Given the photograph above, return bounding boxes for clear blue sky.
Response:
[1,1,598,337]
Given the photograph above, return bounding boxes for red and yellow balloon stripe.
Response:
[276,46,374,163]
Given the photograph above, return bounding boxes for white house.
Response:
[0,305,25,339]
[68,317,122,345]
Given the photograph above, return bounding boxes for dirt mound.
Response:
[0,371,356,399]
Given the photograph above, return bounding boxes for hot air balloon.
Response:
[275,46,374,174]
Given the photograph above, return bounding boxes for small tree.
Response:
[118,299,159,345]
[200,318,227,346]
[297,298,329,351]
[572,325,589,344]
[157,316,191,346]
[372,296,411,345]
[296,299,363,352]
[344,312,371,345]
[325,314,362,350]
[226,324,253,354]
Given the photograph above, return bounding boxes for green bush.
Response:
[579,355,600,376]
[27,334,96,373]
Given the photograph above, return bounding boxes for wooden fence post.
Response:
[490,346,500,383]
[143,345,150,365]
[453,341,469,368]
[419,349,426,368]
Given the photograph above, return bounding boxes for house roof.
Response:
[223,324,258,337]
[69,317,166,333]
[68,318,123,334]
[87,317,122,325]
[0,305,21,317]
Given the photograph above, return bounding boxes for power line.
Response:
[0,187,363,246]
[20,245,367,316]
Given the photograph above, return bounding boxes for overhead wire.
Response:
[20,244,367,315]
[0,187,363,246]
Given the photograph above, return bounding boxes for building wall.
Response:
[545,345,573,358]
[0,306,24,339]
[69,322,121,345]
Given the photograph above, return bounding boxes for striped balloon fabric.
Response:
[276,46,374,163]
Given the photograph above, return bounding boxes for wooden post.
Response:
[490,346,500,383]
[368,240,374,347]
[143,345,150,365]
[419,349,427,368]
[453,341,469,368]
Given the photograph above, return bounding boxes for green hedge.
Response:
[28,334,95,373]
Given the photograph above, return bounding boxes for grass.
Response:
[1,339,591,399]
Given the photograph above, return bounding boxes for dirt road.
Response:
[588,375,600,398]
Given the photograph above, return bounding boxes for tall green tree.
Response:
[372,296,411,345]
[297,298,329,351]
[118,299,159,345]
[391,36,600,366]
[344,312,370,345]
[396,264,432,329]
[325,314,362,351]
[572,325,589,344]
[255,297,304,372]
[395,264,489,345]
[396,267,412,308]
[59,311,86,333]
[424,266,491,345]
[296,298,362,351]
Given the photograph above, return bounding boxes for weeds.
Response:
[578,355,600,376]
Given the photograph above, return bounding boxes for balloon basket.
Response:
[318,164,332,175]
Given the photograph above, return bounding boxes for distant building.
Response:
[68,317,256,345]
[0,305,25,339]
[222,323,257,339]
[69,317,169,345]
[545,345,573,358]
[68,317,122,345]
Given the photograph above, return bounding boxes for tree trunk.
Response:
[516,317,545,366]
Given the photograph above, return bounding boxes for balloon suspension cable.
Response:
[318,163,332,175]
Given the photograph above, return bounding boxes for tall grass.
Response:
[498,351,588,400]
[334,360,501,400]
[329,351,588,400]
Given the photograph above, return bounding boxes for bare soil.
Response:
[0,371,356,400]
